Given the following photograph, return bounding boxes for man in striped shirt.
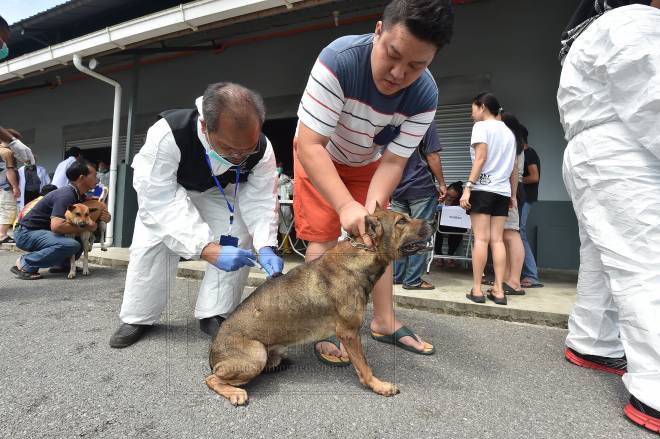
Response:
[294,0,454,364]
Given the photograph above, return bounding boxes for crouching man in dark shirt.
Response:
[11,159,111,279]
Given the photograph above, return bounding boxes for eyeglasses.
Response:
[216,145,260,160]
[206,132,260,160]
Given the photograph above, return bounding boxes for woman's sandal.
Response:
[10,266,42,280]
[487,283,526,296]
[487,291,507,305]
[466,288,486,304]
[521,278,544,288]
[503,282,525,296]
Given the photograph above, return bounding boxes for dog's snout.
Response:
[418,221,433,240]
[75,217,94,228]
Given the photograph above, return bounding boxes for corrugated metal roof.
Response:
[10,0,80,27]
[6,0,200,61]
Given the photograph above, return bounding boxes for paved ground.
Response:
[1,250,652,439]
[76,245,578,327]
[1,243,579,327]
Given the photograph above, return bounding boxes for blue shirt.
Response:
[392,121,442,201]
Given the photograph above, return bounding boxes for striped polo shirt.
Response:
[297,34,438,166]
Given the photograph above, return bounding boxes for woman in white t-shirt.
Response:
[460,92,516,305]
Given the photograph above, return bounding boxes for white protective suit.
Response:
[557,4,660,411]
[17,165,50,210]
[51,156,76,188]
[119,97,279,324]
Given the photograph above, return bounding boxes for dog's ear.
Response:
[364,215,382,242]
[67,205,76,212]
[373,201,384,213]
[88,208,98,213]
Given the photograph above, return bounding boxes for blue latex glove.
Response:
[258,247,284,277]
[214,246,256,272]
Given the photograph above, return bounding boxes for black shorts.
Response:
[469,190,509,217]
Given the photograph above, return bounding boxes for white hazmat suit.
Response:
[557,4,660,411]
[119,97,279,324]
[51,156,76,188]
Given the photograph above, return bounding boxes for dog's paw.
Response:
[372,381,400,397]
[67,273,76,279]
[228,389,249,406]
[82,269,90,276]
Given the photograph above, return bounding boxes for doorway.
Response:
[262,118,297,176]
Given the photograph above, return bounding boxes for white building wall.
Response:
[0,0,575,201]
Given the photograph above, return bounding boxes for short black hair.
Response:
[520,124,529,144]
[382,0,454,50]
[0,15,9,36]
[202,82,266,133]
[65,158,95,182]
[39,184,57,196]
[65,147,82,159]
[447,181,464,198]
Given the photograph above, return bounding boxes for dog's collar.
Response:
[347,235,376,252]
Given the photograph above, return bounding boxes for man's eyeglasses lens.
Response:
[219,147,259,159]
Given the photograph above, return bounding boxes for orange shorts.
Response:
[293,139,380,242]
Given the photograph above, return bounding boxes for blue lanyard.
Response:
[204,153,240,226]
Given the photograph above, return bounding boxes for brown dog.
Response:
[63,200,107,278]
[206,206,432,405]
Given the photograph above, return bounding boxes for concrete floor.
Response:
[1,242,578,328]
[1,250,651,439]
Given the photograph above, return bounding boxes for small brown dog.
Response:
[63,200,107,278]
[206,206,432,405]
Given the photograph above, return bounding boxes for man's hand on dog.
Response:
[99,210,111,223]
[202,243,256,272]
[338,200,373,247]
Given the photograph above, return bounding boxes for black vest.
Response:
[158,109,267,192]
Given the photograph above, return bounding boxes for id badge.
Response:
[219,235,239,247]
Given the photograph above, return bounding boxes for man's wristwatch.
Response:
[465,181,475,190]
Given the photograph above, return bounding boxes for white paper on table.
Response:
[439,205,472,229]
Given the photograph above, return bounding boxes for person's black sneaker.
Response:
[624,395,660,433]
[109,323,150,348]
[564,347,627,376]
[199,315,225,337]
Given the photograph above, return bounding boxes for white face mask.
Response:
[200,112,250,167]
[208,147,234,167]
[202,130,233,167]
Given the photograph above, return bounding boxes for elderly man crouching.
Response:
[109,82,282,348]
